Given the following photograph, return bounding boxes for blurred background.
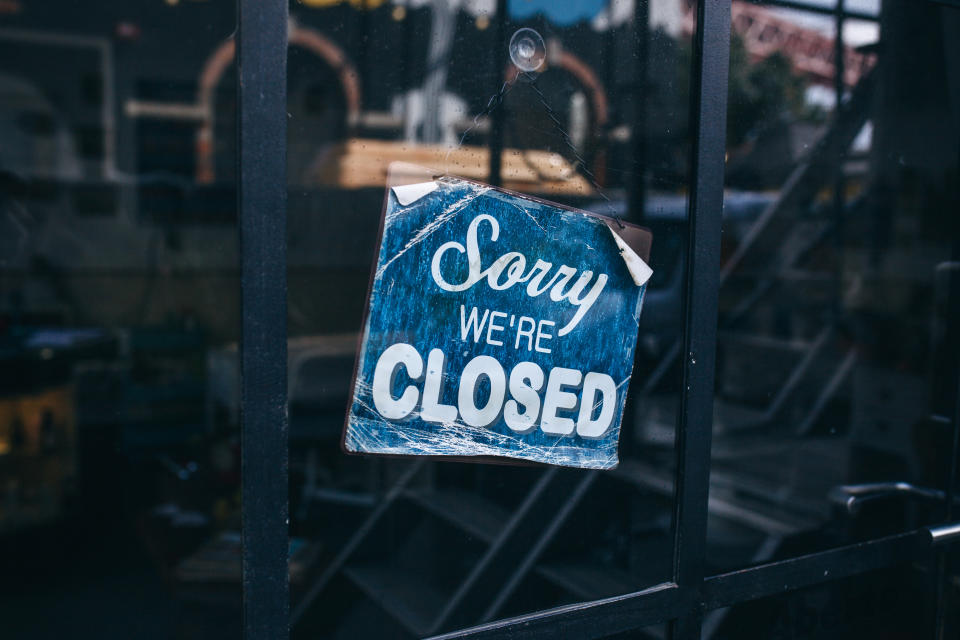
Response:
[0,0,958,637]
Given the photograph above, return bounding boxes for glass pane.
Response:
[708,565,935,640]
[708,0,960,575]
[0,2,240,638]
[601,622,669,639]
[286,0,694,634]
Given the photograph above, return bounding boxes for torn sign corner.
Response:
[607,224,653,287]
[391,181,439,206]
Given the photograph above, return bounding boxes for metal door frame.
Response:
[234,1,958,638]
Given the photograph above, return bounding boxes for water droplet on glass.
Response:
[509,28,546,72]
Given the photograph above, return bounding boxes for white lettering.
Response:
[515,316,536,351]
[486,252,527,290]
[432,215,607,335]
[576,372,617,437]
[486,311,507,346]
[503,362,544,433]
[371,343,422,419]
[458,355,507,427]
[459,305,490,343]
[540,367,582,435]
[368,345,622,439]
[555,272,608,337]
[524,259,557,296]
[535,320,555,353]
[431,214,498,292]
[421,348,458,424]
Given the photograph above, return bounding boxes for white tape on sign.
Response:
[391,181,440,206]
[608,226,653,287]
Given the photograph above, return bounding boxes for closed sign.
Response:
[343,174,652,469]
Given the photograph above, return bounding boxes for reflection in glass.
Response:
[285,0,694,635]
[705,0,960,592]
[0,2,241,638]
[709,566,934,640]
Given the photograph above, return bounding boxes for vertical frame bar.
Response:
[831,0,847,315]
[237,0,290,637]
[832,0,846,124]
[671,0,730,637]
[936,363,960,639]
[628,0,649,225]
[488,0,509,187]
[937,170,960,640]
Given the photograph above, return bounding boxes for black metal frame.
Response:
[753,0,877,21]
[237,0,290,637]
[235,0,953,638]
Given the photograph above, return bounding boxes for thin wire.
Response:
[443,80,516,174]
[525,73,625,229]
[446,70,626,230]
[464,80,513,147]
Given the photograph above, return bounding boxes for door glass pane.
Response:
[286,0,694,634]
[601,622,669,639]
[0,2,241,638]
[708,0,960,575]
[708,565,934,640]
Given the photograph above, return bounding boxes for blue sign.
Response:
[343,176,652,469]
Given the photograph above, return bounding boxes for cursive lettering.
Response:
[431,214,607,336]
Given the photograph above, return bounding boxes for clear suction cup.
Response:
[509,28,546,73]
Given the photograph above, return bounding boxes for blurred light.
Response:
[300,0,388,7]
[475,14,490,30]
[165,0,179,5]
[116,22,141,40]
[392,5,406,21]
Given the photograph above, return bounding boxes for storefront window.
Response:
[2,1,958,639]
[707,0,960,583]
[284,0,693,634]
[0,2,241,637]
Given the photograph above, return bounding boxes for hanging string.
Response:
[444,36,626,230]
[443,79,516,176]
[524,73,625,229]
[460,80,514,149]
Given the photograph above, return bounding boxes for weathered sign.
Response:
[343,172,652,469]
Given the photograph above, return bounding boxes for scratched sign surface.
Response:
[343,176,652,469]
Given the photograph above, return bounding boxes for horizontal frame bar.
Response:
[703,531,930,610]
[928,522,960,546]
[427,529,933,639]
[751,0,878,21]
[426,583,689,640]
